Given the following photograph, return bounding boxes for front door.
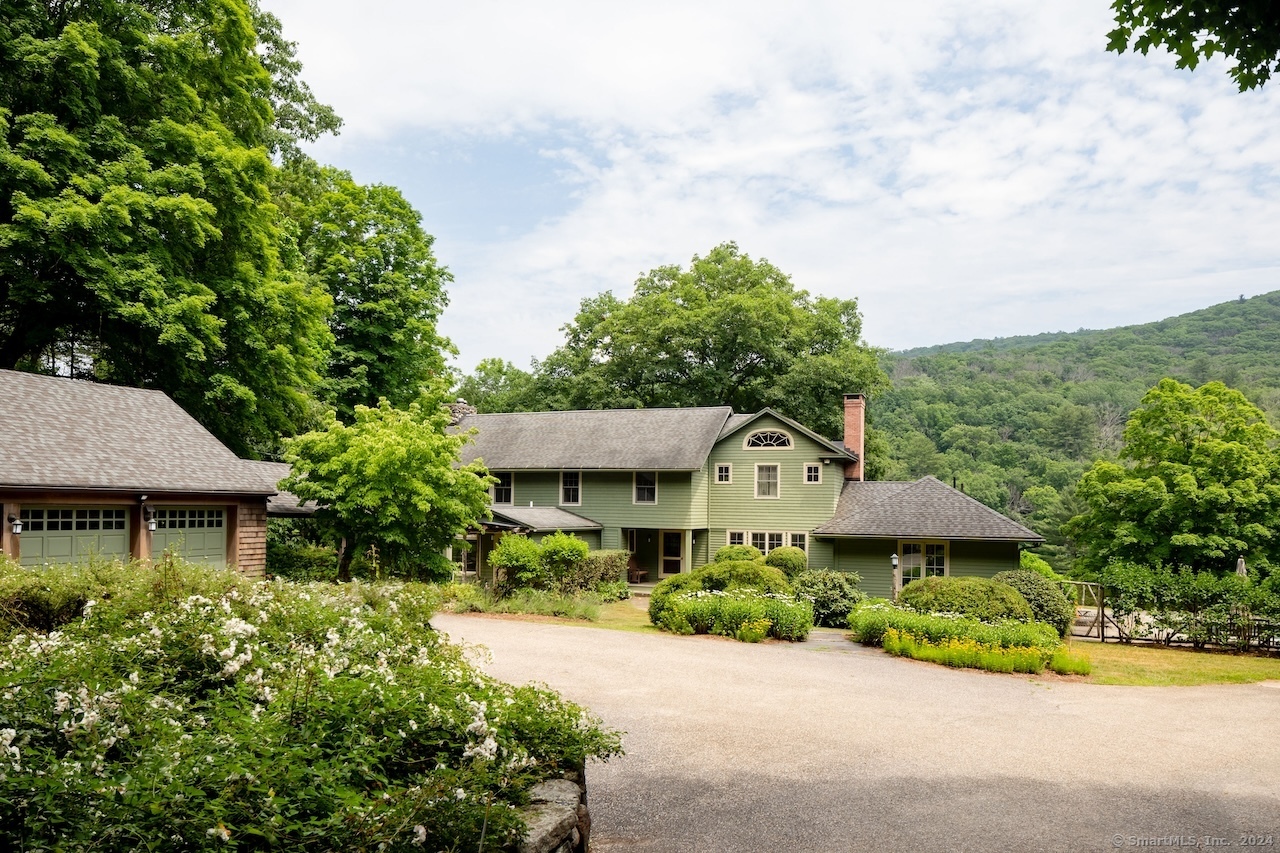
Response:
[660,530,683,575]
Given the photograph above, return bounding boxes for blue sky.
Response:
[263,1,1280,373]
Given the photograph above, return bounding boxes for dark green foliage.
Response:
[763,545,808,577]
[0,0,335,455]
[266,540,339,582]
[1100,561,1280,649]
[848,601,1061,649]
[488,535,625,596]
[714,544,764,562]
[792,569,865,627]
[897,576,1035,623]
[992,569,1075,637]
[539,531,591,581]
[0,560,621,851]
[648,561,791,626]
[577,549,631,587]
[1108,0,1280,90]
[879,292,1280,572]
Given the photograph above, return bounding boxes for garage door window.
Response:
[20,508,125,531]
[157,508,224,528]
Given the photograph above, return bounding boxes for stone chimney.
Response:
[843,393,865,481]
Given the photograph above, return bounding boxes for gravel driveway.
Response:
[431,613,1280,852]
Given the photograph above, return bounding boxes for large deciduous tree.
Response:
[532,242,888,438]
[1065,378,1280,576]
[280,387,493,581]
[281,162,453,421]
[0,0,335,454]
[1108,0,1280,90]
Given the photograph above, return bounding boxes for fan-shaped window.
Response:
[744,430,792,449]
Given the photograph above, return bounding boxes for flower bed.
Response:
[0,559,621,851]
[653,589,813,641]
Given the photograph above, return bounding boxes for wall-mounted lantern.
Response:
[890,552,901,599]
[8,514,21,536]
[143,504,157,533]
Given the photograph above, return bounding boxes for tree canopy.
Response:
[0,0,338,454]
[524,242,887,438]
[1065,378,1280,577]
[280,388,493,581]
[1108,0,1280,90]
[280,161,454,422]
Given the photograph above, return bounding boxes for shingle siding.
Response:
[236,501,268,579]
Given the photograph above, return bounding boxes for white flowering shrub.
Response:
[0,558,620,851]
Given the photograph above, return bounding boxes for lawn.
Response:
[1069,639,1280,686]
[595,598,662,634]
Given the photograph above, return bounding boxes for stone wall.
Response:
[519,768,591,853]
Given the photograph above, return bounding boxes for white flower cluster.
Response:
[460,698,498,762]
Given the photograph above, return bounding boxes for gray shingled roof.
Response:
[243,460,314,516]
[456,407,733,470]
[0,370,274,495]
[717,407,853,458]
[813,476,1043,541]
[490,506,601,531]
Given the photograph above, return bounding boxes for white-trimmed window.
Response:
[749,531,786,553]
[727,531,745,547]
[790,533,807,552]
[492,472,513,505]
[805,463,821,484]
[755,464,779,499]
[716,463,732,484]
[744,429,792,449]
[634,471,657,504]
[561,470,581,505]
[899,541,947,585]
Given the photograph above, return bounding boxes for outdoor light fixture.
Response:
[8,514,21,536]
[143,504,157,533]
[890,553,898,568]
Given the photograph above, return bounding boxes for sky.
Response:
[261,1,1280,374]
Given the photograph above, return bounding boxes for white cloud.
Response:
[263,1,1280,371]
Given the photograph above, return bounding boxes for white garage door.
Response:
[18,507,130,567]
[152,507,227,568]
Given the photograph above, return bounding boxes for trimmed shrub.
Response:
[897,575,1034,622]
[848,601,1061,649]
[655,589,813,641]
[648,561,791,626]
[488,533,546,592]
[267,541,339,582]
[993,569,1075,637]
[713,544,764,562]
[0,561,622,851]
[540,531,590,581]
[1020,551,1058,579]
[763,545,808,577]
[595,580,631,602]
[578,549,631,587]
[792,569,865,627]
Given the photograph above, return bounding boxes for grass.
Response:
[1072,640,1280,686]
[595,598,662,634]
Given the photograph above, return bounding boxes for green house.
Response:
[453,394,1042,591]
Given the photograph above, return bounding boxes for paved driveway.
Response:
[431,614,1280,852]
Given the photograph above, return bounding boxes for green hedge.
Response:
[763,546,808,577]
[0,560,621,851]
[266,540,339,582]
[993,569,1075,637]
[713,544,764,562]
[897,575,1034,622]
[848,601,1061,649]
[648,561,790,626]
[655,589,813,641]
[792,569,864,627]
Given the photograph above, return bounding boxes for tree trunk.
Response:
[336,536,353,582]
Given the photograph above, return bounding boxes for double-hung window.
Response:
[634,471,657,504]
[492,472,513,505]
[561,470,581,505]
[755,464,779,499]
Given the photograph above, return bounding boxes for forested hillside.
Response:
[874,291,1280,568]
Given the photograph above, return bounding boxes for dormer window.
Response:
[744,430,792,449]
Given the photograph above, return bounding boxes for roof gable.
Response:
[715,408,852,458]
[455,407,733,470]
[0,370,274,495]
[813,476,1043,541]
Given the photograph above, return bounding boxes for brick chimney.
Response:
[843,393,865,481]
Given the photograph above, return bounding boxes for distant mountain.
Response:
[872,291,1280,570]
